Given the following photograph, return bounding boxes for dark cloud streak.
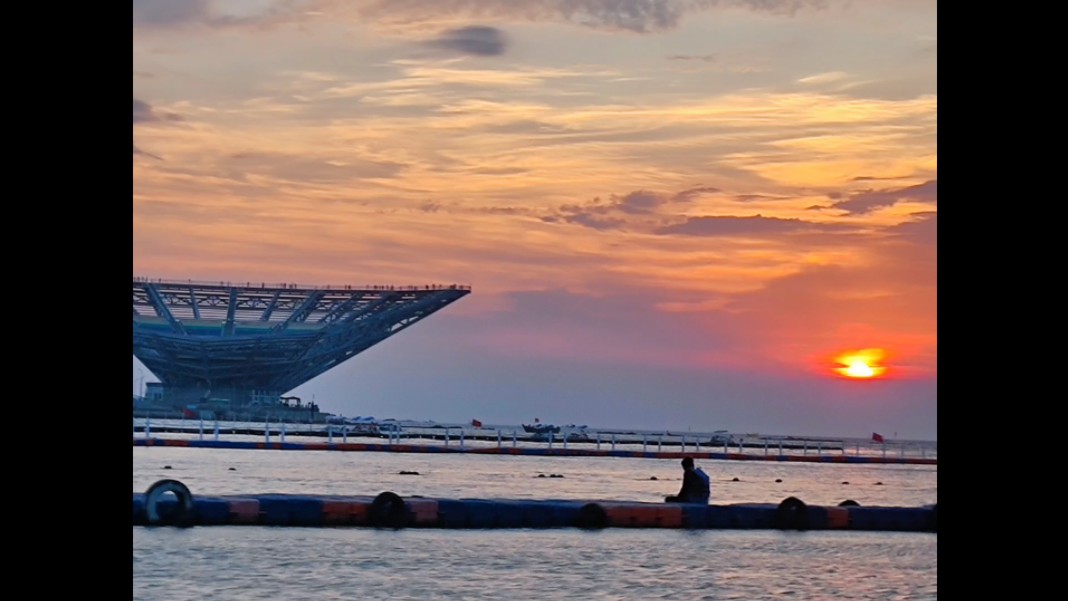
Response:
[362,1,829,33]
[134,1,828,34]
[133,144,163,160]
[133,0,212,28]
[133,99,156,124]
[831,180,937,215]
[134,98,184,124]
[430,25,509,56]
[657,214,828,236]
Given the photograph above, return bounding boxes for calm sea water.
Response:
[133,446,937,600]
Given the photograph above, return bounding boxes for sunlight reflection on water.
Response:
[134,528,936,601]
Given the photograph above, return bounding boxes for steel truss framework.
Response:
[133,279,470,403]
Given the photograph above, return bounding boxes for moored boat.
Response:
[523,421,560,434]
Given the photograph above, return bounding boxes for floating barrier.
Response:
[132,438,936,465]
[133,480,936,532]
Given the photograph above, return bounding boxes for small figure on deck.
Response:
[665,456,710,504]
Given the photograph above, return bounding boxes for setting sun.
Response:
[833,348,888,379]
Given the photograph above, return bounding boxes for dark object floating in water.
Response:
[549,474,564,478]
[841,481,849,485]
[163,465,172,470]
[574,503,608,529]
[875,481,884,485]
[775,478,782,483]
[144,479,194,527]
[775,497,810,530]
[399,470,420,475]
[649,476,658,480]
[538,474,546,478]
[839,499,860,507]
[370,491,407,528]
[732,477,740,482]
[229,467,236,471]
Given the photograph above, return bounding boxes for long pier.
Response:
[133,418,936,463]
[133,437,937,465]
[133,480,936,532]
[133,424,843,451]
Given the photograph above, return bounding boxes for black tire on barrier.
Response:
[574,503,608,530]
[838,499,860,507]
[145,479,195,527]
[370,492,408,528]
[775,496,809,530]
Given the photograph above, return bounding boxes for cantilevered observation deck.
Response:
[132,278,470,412]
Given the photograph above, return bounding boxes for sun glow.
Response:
[833,348,887,379]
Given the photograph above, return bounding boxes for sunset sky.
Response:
[133,0,937,440]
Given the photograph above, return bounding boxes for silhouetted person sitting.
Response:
[665,456,710,504]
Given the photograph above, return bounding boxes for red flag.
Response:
[872,432,885,443]
[471,419,482,428]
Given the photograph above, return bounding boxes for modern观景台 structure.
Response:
[132,278,470,416]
